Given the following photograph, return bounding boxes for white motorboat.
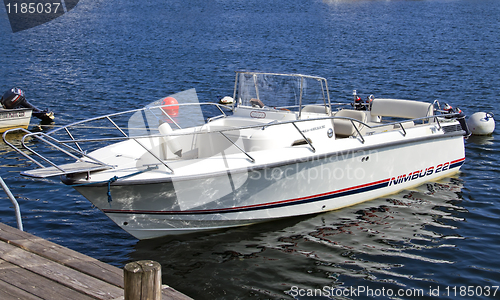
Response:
[3,72,470,240]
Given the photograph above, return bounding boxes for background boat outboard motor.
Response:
[0,87,25,109]
[1,88,54,121]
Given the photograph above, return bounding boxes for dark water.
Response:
[1,0,499,299]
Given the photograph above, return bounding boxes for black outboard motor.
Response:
[1,88,54,122]
[443,103,471,137]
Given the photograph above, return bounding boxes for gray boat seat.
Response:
[333,109,367,137]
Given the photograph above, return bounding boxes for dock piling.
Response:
[124,260,162,300]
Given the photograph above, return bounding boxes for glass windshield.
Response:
[234,72,330,112]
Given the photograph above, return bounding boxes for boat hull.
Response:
[74,133,465,240]
[0,108,32,133]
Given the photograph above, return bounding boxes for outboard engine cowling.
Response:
[1,88,54,122]
[1,87,26,109]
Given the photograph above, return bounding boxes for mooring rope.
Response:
[72,165,158,206]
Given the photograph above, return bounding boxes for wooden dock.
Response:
[0,222,192,300]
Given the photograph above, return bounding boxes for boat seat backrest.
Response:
[333,109,367,137]
[159,122,183,157]
[370,98,433,119]
[301,105,331,114]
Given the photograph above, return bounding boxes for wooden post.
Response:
[124,260,162,300]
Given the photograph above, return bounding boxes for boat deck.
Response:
[0,222,191,300]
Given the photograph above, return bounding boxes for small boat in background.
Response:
[0,106,32,133]
[0,87,54,132]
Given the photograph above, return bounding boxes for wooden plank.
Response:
[0,242,123,300]
[0,223,193,300]
[162,285,193,300]
[0,259,94,300]
[0,277,43,300]
[0,222,123,287]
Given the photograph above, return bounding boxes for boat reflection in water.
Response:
[129,176,465,299]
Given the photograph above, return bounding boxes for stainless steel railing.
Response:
[3,104,464,178]
[0,176,23,231]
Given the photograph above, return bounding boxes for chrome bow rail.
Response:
[3,102,230,177]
